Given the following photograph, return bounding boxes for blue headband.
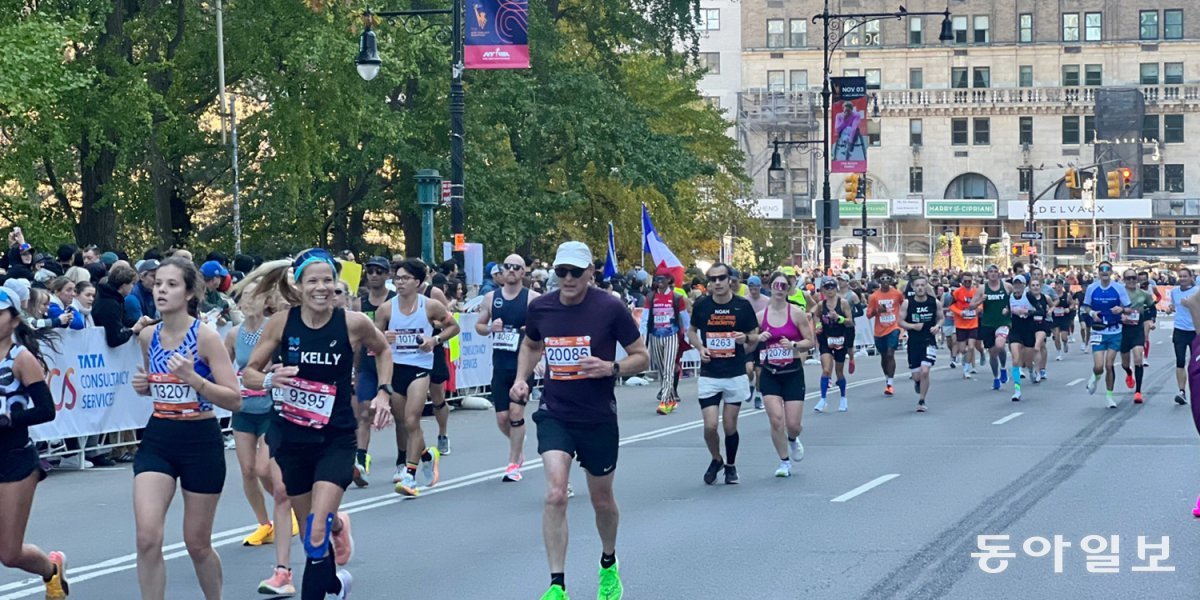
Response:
[293,249,336,282]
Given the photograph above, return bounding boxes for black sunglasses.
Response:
[334,289,345,295]
[707,274,729,284]
[554,265,587,279]
[366,267,387,274]
[503,263,524,271]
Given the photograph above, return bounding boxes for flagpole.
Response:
[640,206,646,269]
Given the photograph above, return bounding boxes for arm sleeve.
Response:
[6,381,55,428]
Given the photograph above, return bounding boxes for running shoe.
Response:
[292,511,299,536]
[656,400,669,415]
[949,360,958,369]
[1011,386,1021,402]
[243,523,275,546]
[258,566,295,596]
[753,393,764,410]
[1125,373,1135,389]
[1107,395,1118,409]
[566,483,575,498]
[962,370,971,380]
[774,461,791,478]
[392,465,405,484]
[333,568,352,599]
[395,472,420,497]
[502,463,522,482]
[667,400,678,413]
[884,385,894,397]
[1040,369,1047,380]
[1000,369,1008,384]
[1032,371,1041,384]
[437,435,451,456]
[1143,359,1150,367]
[992,378,1001,391]
[970,367,978,375]
[352,454,371,488]
[838,397,848,412]
[1055,354,1063,362]
[421,447,441,487]
[789,439,804,462]
[813,398,828,413]
[916,402,927,413]
[1134,392,1144,404]
[331,512,353,566]
[540,584,569,600]
[1176,390,1188,405]
[1086,376,1097,395]
[44,551,68,600]
[848,358,856,374]
[724,465,739,485]
[703,459,722,485]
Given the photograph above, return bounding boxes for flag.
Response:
[642,204,685,287]
[603,221,619,281]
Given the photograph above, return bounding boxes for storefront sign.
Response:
[924,200,997,219]
[1005,199,1152,221]
[751,198,785,219]
[891,198,923,216]
[840,199,889,220]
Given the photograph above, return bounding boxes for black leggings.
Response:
[1173,329,1195,369]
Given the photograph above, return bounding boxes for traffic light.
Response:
[1118,167,1132,190]
[1011,243,1022,256]
[1106,169,1122,198]
[843,173,862,204]
[1065,168,1078,190]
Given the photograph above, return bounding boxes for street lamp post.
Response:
[356,7,466,271]
[978,230,989,268]
[813,3,953,271]
[768,139,825,266]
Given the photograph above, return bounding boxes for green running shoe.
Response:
[540,583,569,600]
[598,562,623,600]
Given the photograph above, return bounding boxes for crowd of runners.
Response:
[5,236,1200,600]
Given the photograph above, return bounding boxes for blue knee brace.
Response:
[302,512,336,560]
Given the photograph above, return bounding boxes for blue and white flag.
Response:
[603,221,619,281]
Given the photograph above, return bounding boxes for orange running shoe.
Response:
[331,512,353,566]
[1134,392,1144,404]
[884,384,895,397]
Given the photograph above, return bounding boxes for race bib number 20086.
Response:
[545,336,592,381]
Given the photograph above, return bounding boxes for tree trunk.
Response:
[348,204,366,253]
[77,133,119,249]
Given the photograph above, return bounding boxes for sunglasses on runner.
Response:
[366,267,387,275]
[822,282,836,289]
[771,281,789,291]
[503,263,524,271]
[707,274,729,284]
[554,265,587,279]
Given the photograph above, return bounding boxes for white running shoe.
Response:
[332,568,352,599]
[392,466,405,484]
[813,398,828,413]
[774,462,791,478]
[789,439,804,462]
[1086,376,1098,395]
[1106,396,1118,409]
[502,463,522,482]
[1055,354,1063,362]
[838,397,848,412]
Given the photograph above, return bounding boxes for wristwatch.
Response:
[378,384,395,395]
[611,362,621,377]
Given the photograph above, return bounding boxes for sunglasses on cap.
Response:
[707,274,729,284]
[554,265,587,279]
[503,263,524,271]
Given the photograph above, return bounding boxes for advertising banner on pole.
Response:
[465,0,530,69]
[829,76,868,173]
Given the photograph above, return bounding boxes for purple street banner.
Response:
[465,0,530,69]
[829,76,868,173]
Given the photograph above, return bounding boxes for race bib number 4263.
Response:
[706,332,738,358]
[545,336,592,381]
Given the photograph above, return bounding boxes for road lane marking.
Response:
[1067,378,1085,386]
[992,412,1024,425]
[830,474,901,503]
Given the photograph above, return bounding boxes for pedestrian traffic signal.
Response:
[1065,168,1078,190]
[1106,170,1122,198]
[843,173,862,204]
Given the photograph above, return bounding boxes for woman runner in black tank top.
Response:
[242,249,393,600]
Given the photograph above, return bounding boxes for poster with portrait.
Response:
[829,76,868,173]
[465,0,530,69]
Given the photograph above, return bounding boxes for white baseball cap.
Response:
[552,241,592,269]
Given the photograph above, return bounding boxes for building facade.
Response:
[733,0,1200,268]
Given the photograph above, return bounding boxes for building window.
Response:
[1084,64,1103,86]
[1019,13,1033,43]
[910,119,923,146]
[790,19,807,47]
[843,18,862,47]
[1166,164,1185,192]
[910,17,923,45]
[1019,116,1033,145]
[946,173,999,200]
[972,67,990,88]
[789,70,808,91]
[1143,165,1160,193]
[700,9,720,31]
[1165,62,1184,85]
[1165,9,1183,40]
[1061,65,1080,87]
[767,19,785,48]
[951,67,968,89]
[843,68,860,76]
[865,69,881,90]
[951,118,968,145]
[953,16,968,44]
[1140,11,1159,40]
[909,68,923,89]
[1165,114,1185,143]
[1143,115,1160,142]
[1062,116,1080,144]
[1083,116,1095,144]
[974,15,990,43]
[973,118,990,145]
[867,119,881,146]
[1141,63,1160,85]
[1019,168,1033,193]
[699,53,720,75]
[1084,12,1102,41]
[767,70,785,92]
[1062,13,1079,42]
[910,167,924,193]
[790,169,809,197]
[863,20,880,46]
[1019,65,1033,88]
[767,169,786,197]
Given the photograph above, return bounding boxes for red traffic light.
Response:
[1118,167,1132,188]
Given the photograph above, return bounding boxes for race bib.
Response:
[1053,307,1067,317]
[652,307,674,329]
[925,345,937,362]
[492,328,521,352]
[238,371,267,398]
[1122,312,1141,325]
[149,373,201,419]
[826,336,845,349]
[545,336,592,381]
[961,309,976,319]
[705,332,738,358]
[1090,332,1104,344]
[1033,315,1044,322]
[996,326,1010,338]
[392,328,423,354]
[764,343,794,367]
[278,377,336,429]
[879,313,896,324]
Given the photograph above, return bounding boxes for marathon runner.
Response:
[1050,279,1074,362]
[866,269,903,396]
[0,287,70,599]
[474,253,539,481]
[351,256,394,487]
[1119,269,1153,404]
[1007,277,1047,402]
[419,269,454,456]
[757,271,815,477]
[837,274,862,373]
[898,275,941,412]
[1075,280,1090,353]
[639,267,689,416]
[972,266,1011,391]
[242,249,394,600]
[812,277,853,413]
[1175,290,1200,516]
[1138,271,1160,366]
[509,241,647,600]
[688,262,759,485]
[1082,261,1131,408]
[1168,267,1197,405]
[746,276,769,409]
[130,257,242,600]
[949,272,980,379]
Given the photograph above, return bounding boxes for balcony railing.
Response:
[876,85,1200,111]
[738,89,819,127]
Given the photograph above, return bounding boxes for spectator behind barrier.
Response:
[95,264,150,348]
[126,259,159,321]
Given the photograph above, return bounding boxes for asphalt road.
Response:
[2,324,1198,599]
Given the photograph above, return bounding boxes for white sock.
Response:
[886,377,894,385]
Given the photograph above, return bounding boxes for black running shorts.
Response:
[134,417,226,494]
[270,423,356,496]
[758,368,806,402]
[533,410,618,477]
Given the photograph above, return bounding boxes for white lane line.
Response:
[830,473,901,503]
[1067,378,1085,387]
[991,412,1024,425]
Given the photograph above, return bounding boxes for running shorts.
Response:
[874,330,900,354]
[1173,329,1196,368]
[134,417,225,494]
[232,411,272,437]
[355,368,379,403]
[0,444,43,483]
[697,375,750,408]
[955,328,979,343]
[818,335,849,363]
[392,363,431,395]
[906,339,937,370]
[758,368,806,401]
[979,325,1010,349]
[1120,325,1146,353]
[532,410,618,477]
[490,366,533,413]
[1052,316,1073,331]
[270,424,356,496]
[1007,322,1038,348]
[1089,331,1122,353]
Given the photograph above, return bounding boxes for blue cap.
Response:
[747,276,762,286]
[200,260,229,279]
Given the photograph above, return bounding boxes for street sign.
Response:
[1183,246,1198,254]
[1020,231,1043,240]
[441,180,452,206]
[853,228,878,237]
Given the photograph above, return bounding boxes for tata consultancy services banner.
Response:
[1006,199,1152,221]
[465,0,530,69]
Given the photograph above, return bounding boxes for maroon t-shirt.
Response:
[525,287,641,424]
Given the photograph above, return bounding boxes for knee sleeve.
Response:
[509,419,525,428]
[510,397,528,406]
[303,513,336,560]
[432,402,447,411]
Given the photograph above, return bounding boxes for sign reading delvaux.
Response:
[924,200,997,219]
[1006,199,1151,221]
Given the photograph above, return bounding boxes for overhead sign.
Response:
[1006,199,1152,221]
[750,198,785,220]
[853,228,878,237]
[892,198,923,216]
[1020,231,1043,240]
[924,200,997,219]
[829,76,868,173]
